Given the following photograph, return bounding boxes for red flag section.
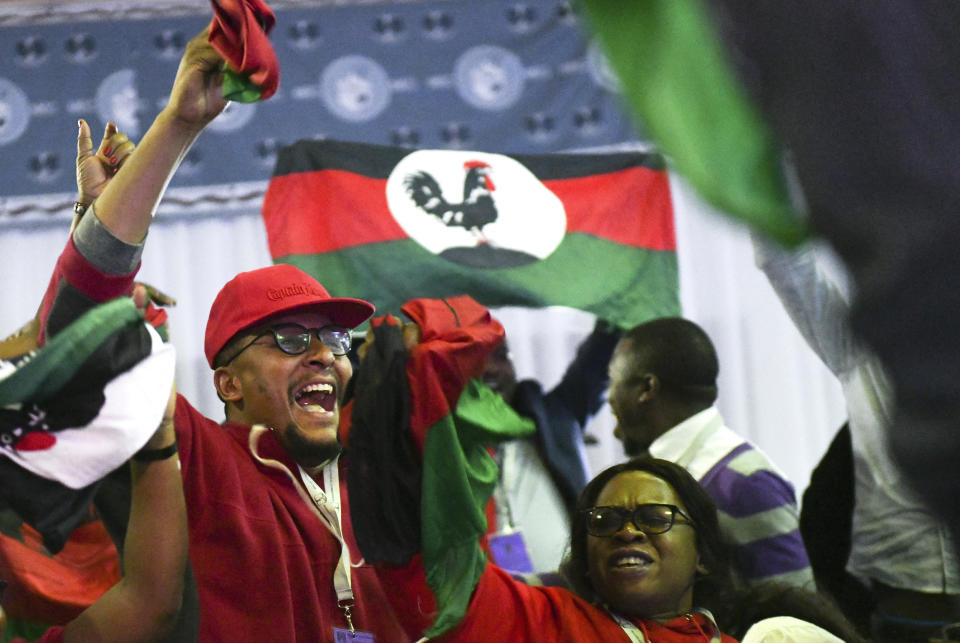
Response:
[0,521,120,625]
[264,171,407,257]
[543,167,674,251]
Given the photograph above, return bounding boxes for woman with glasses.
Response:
[425,457,740,642]
[558,457,737,640]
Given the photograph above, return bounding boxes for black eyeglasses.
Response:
[223,323,352,366]
[582,503,695,537]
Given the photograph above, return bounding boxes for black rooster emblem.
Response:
[403,161,499,242]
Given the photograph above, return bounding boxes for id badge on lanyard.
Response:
[333,628,375,642]
[490,446,534,574]
[488,528,535,574]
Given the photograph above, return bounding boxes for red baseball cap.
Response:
[204,264,375,367]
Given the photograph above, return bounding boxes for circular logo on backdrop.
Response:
[586,39,622,93]
[320,55,392,122]
[0,79,31,146]
[207,101,257,133]
[386,150,567,268]
[454,45,525,111]
[95,69,144,137]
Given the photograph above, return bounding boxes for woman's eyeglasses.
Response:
[223,323,352,366]
[582,503,695,537]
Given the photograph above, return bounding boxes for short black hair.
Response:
[560,457,735,614]
[212,322,266,369]
[621,317,719,406]
[212,332,246,369]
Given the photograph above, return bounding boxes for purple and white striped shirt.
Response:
[649,406,814,587]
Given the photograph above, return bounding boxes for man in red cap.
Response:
[202,263,373,469]
[38,28,425,642]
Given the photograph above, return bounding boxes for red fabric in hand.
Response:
[207,0,279,99]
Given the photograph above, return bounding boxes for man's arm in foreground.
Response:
[64,372,185,643]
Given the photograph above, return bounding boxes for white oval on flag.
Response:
[385,149,566,268]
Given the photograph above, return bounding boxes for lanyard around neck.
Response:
[247,426,359,631]
[298,459,354,606]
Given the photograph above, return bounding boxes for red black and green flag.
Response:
[0,296,174,637]
[262,139,679,328]
[347,296,534,638]
[1,297,175,553]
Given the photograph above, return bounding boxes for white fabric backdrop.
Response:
[0,172,846,495]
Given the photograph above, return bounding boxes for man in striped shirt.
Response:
[606,317,814,588]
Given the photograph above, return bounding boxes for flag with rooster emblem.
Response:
[262,139,679,328]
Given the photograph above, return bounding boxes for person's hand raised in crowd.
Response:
[135,282,177,309]
[73,120,136,232]
[141,372,178,453]
[357,316,422,363]
[76,120,135,204]
[132,281,176,340]
[164,28,229,131]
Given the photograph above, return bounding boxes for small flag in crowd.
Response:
[0,297,174,552]
[262,139,680,328]
[208,0,278,102]
[349,296,535,637]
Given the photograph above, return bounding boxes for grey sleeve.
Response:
[72,202,145,275]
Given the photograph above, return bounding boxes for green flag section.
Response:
[401,297,535,637]
[420,379,534,637]
[263,139,680,329]
[580,0,809,246]
[221,69,265,103]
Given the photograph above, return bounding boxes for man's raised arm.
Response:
[91,28,228,245]
[38,29,228,344]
